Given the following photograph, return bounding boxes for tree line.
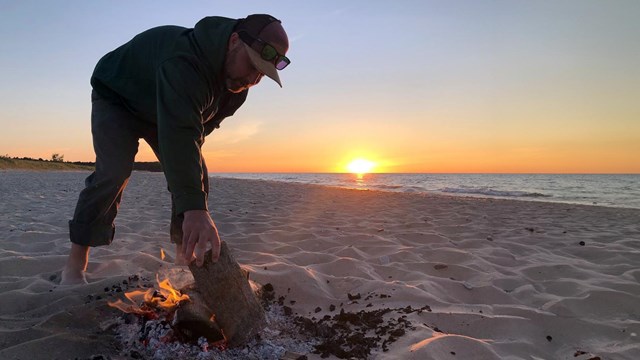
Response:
[0,154,163,172]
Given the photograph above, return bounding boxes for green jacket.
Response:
[91,16,247,214]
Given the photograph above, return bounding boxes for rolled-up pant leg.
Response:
[69,91,140,246]
[142,132,209,245]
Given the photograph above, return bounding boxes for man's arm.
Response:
[156,56,220,264]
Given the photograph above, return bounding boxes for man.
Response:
[61,14,290,285]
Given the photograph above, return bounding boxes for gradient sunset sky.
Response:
[1,0,638,173]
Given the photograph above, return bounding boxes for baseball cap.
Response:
[235,14,290,87]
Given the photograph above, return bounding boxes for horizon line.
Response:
[3,156,638,175]
[209,171,640,175]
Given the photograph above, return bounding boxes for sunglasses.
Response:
[238,31,291,70]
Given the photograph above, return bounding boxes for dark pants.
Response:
[69,90,208,247]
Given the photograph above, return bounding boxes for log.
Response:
[172,286,224,343]
[188,241,267,347]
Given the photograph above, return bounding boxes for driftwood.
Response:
[172,286,224,343]
[188,241,267,347]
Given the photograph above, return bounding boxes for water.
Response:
[210,173,640,209]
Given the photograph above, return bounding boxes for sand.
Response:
[0,170,638,359]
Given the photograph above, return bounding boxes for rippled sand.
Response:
[0,170,638,359]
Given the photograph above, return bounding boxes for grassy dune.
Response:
[0,157,162,172]
[0,158,94,171]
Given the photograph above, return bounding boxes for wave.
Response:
[368,184,404,190]
[209,173,639,209]
[438,187,551,198]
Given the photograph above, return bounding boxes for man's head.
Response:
[224,14,290,93]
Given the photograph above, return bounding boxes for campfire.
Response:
[104,242,417,359]
[108,274,189,318]
[106,241,267,351]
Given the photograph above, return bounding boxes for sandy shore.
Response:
[0,170,638,359]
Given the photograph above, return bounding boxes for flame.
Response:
[108,274,189,315]
[156,275,189,308]
[160,248,165,260]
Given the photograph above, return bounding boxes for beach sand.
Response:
[0,170,638,359]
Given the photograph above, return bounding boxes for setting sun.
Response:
[347,159,376,174]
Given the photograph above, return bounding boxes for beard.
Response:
[224,45,248,93]
[225,78,248,93]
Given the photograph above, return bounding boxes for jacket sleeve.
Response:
[156,56,212,215]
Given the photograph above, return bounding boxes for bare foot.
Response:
[61,243,90,285]
[61,267,88,285]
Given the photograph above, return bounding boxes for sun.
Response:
[347,158,376,175]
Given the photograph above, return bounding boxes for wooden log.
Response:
[188,241,267,347]
[172,286,224,343]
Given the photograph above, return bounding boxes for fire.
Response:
[160,248,165,260]
[108,274,189,316]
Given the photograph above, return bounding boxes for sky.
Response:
[0,0,638,173]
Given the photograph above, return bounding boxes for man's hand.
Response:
[181,210,221,266]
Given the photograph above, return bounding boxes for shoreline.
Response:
[210,173,640,212]
[2,168,637,210]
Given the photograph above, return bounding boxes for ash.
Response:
[106,279,426,359]
[112,303,315,360]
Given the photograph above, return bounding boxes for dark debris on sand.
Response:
[263,286,433,359]
[297,304,432,359]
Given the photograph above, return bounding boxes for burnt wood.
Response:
[172,286,224,343]
[188,241,267,347]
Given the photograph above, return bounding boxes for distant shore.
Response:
[0,157,162,172]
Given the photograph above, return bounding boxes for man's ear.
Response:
[228,32,240,51]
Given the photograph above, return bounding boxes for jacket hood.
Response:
[192,16,238,87]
